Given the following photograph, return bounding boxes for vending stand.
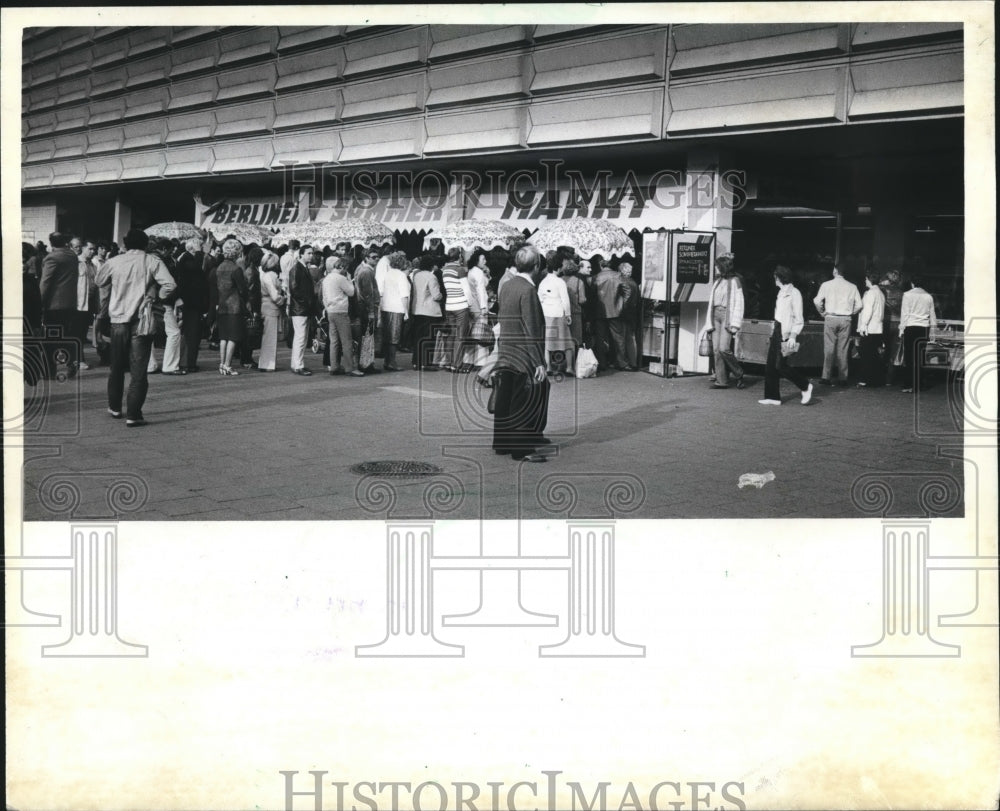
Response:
[640,230,716,377]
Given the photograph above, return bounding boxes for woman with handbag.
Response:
[759,266,813,406]
[465,250,492,371]
[238,246,264,370]
[211,238,250,376]
[410,254,443,371]
[258,252,284,372]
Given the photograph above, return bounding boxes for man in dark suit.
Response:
[174,237,209,372]
[288,245,318,375]
[39,231,81,375]
[491,245,551,463]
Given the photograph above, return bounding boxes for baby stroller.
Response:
[310,314,327,354]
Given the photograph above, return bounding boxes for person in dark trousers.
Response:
[759,266,813,407]
[287,244,318,376]
[39,231,81,376]
[492,245,551,463]
[95,229,176,426]
[898,275,937,394]
[174,237,209,372]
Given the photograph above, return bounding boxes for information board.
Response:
[675,242,712,283]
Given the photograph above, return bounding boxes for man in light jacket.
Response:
[813,263,862,386]
[94,229,176,426]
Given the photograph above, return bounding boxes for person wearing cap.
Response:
[409,254,443,371]
[813,261,862,386]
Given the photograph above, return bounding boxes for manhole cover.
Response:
[350,460,444,478]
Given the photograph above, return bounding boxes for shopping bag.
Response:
[135,296,164,339]
[575,345,599,378]
[780,339,800,357]
[698,331,713,357]
[245,312,264,350]
[432,328,448,367]
[471,316,494,348]
[359,323,375,369]
[891,338,904,366]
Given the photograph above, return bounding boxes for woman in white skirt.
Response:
[257,253,285,371]
[537,263,574,375]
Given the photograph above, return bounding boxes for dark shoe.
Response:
[163,369,187,376]
[330,368,345,376]
[711,383,730,389]
[108,408,123,419]
[383,365,401,372]
[512,453,547,463]
[125,418,147,427]
[185,366,201,373]
[735,379,746,390]
[292,368,313,376]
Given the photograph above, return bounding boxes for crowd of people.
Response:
[22,229,644,432]
[703,255,943,406]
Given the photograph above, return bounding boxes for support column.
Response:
[112,196,132,246]
[42,523,147,657]
[540,521,644,658]
[851,521,960,657]
[356,522,462,657]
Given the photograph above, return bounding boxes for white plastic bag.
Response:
[575,345,599,378]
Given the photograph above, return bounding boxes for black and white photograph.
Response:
[4,4,997,810]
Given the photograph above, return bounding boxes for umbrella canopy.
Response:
[204,221,274,245]
[528,218,636,260]
[422,219,525,254]
[144,222,202,240]
[272,218,395,250]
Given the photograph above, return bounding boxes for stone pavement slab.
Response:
[17,343,964,521]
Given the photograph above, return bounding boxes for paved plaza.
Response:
[18,343,964,521]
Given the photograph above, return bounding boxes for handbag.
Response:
[135,260,166,340]
[698,331,713,357]
[575,345,599,378]
[359,321,375,369]
[432,327,448,367]
[486,384,497,415]
[471,316,494,348]
[849,335,861,359]
[245,311,263,350]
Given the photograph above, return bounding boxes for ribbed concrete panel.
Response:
[215,101,275,138]
[87,97,127,127]
[23,165,55,189]
[168,75,219,111]
[850,53,963,118]
[218,29,278,67]
[24,138,56,164]
[276,45,345,91]
[216,64,277,102]
[166,111,216,144]
[341,73,425,120]
[344,28,426,77]
[87,126,126,156]
[163,145,215,176]
[212,140,273,173]
[90,65,128,98]
[427,54,527,108]
[122,86,170,119]
[170,40,221,79]
[128,27,172,58]
[90,36,131,71]
[276,26,347,54]
[424,106,525,154]
[25,110,58,138]
[270,131,342,167]
[53,104,90,133]
[56,77,90,107]
[852,22,963,49]
[339,119,423,162]
[57,49,92,80]
[122,119,167,151]
[427,25,529,61]
[51,133,88,160]
[668,67,842,133]
[528,89,663,144]
[125,53,172,89]
[27,85,60,112]
[531,29,665,94]
[51,160,88,186]
[84,157,124,184]
[120,151,166,180]
[273,88,342,130]
[671,24,843,74]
